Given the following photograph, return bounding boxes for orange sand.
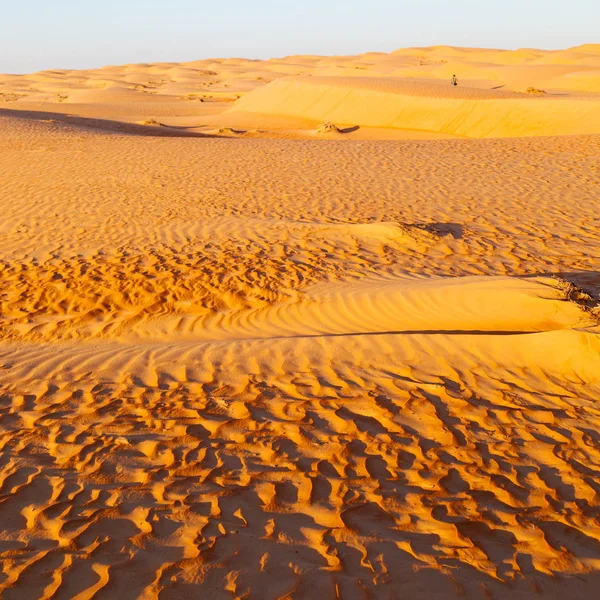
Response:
[2,42,600,139]
[1,45,600,598]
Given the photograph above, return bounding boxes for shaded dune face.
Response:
[1,84,600,599]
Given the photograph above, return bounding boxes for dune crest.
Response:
[2,43,600,139]
[231,75,600,137]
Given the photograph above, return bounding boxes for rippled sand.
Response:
[1,45,600,599]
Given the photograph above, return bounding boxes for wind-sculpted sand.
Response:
[1,45,600,598]
[2,43,600,139]
[231,76,600,137]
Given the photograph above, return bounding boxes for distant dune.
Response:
[2,43,600,138]
[230,75,600,137]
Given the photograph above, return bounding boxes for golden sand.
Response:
[1,45,600,598]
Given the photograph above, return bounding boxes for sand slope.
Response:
[231,75,600,137]
[2,43,600,139]
[1,58,600,599]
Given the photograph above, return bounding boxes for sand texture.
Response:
[2,43,600,139]
[1,45,600,598]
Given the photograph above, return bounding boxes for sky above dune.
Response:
[1,0,598,73]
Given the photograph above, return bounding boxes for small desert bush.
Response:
[316,122,342,134]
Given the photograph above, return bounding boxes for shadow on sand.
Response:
[547,270,600,298]
[0,107,218,138]
[426,222,464,239]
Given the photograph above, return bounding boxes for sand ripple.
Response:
[1,92,600,597]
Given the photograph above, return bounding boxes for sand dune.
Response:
[1,44,600,598]
[2,43,600,139]
[121,275,597,342]
[231,76,600,137]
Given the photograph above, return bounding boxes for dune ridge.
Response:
[230,75,600,137]
[114,275,599,342]
[2,43,600,139]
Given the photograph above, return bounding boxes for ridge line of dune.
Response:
[230,75,600,137]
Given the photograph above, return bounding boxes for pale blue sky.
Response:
[1,0,598,73]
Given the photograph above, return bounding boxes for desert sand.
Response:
[1,44,600,599]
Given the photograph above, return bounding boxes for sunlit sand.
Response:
[1,45,600,598]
